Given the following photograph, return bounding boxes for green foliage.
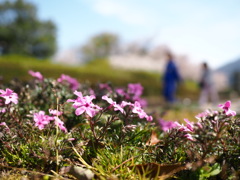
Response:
[81,32,119,61]
[0,0,56,58]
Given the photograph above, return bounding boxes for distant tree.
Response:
[0,0,56,58]
[81,32,119,61]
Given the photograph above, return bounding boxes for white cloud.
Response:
[87,0,154,26]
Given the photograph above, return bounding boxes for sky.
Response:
[28,0,240,69]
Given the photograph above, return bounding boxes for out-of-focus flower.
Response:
[195,110,218,120]
[146,115,153,122]
[33,110,67,133]
[126,83,147,107]
[28,70,43,81]
[120,100,152,121]
[0,108,6,113]
[99,83,112,92]
[115,88,126,96]
[54,116,67,133]
[127,83,143,98]
[125,124,137,129]
[218,100,236,116]
[184,119,194,132]
[158,119,177,132]
[89,89,95,96]
[49,109,63,116]
[175,121,193,132]
[0,88,18,104]
[196,122,203,129]
[184,133,194,141]
[57,74,80,90]
[102,95,124,113]
[0,122,10,132]
[120,101,133,108]
[132,101,147,119]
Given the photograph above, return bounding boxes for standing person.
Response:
[162,52,181,104]
[198,62,219,106]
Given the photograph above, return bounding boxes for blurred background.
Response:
[1,0,240,109]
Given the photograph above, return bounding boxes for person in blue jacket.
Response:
[162,52,181,104]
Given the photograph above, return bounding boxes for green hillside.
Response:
[0,55,199,99]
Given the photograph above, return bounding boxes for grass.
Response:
[0,54,199,99]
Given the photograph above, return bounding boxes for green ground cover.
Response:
[0,74,239,179]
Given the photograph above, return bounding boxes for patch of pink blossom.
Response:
[49,109,63,116]
[33,111,54,130]
[99,83,112,92]
[0,122,10,132]
[102,95,124,113]
[54,116,67,133]
[33,110,67,133]
[218,100,236,116]
[121,100,153,121]
[175,119,194,133]
[28,70,44,81]
[158,119,177,132]
[0,108,6,113]
[195,110,218,120]
[115,88,125,96]
[0,88,18,104]
[127,83,143,98]
[67,91,101,117]
[175,119,194,141]
[57,74,80,91]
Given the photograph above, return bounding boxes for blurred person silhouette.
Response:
[198,62,219,106]
[162,52,181,104]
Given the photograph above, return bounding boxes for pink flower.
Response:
[89,89,95,96]
[121,101,152,121]
[127,83,143,97]
[115,88,126,96]
[125,124,137,130]
[67,91,101,117]
[195,110,218,120]
[54,117,67,133]
[0,122,10,132]
[158,119,177,132]
[184,133,194,141]
[0,108,6,113]
[28,70,43,81]
[57,74,80,90]
[49,109,63,116]
[0,122,7,126]
[132,101,147,119]
[99,83,112,91]
[120,101,133,108]
[218,101,236,116]
[0,88,18,104]
[33,110,67,133]
[102,95,124,113]
[146,115,153,122]
[196,122,203,129]
[184,119,194,132]
[174,122,187,132]
[136,98,148,108]
[33,111,54,130]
